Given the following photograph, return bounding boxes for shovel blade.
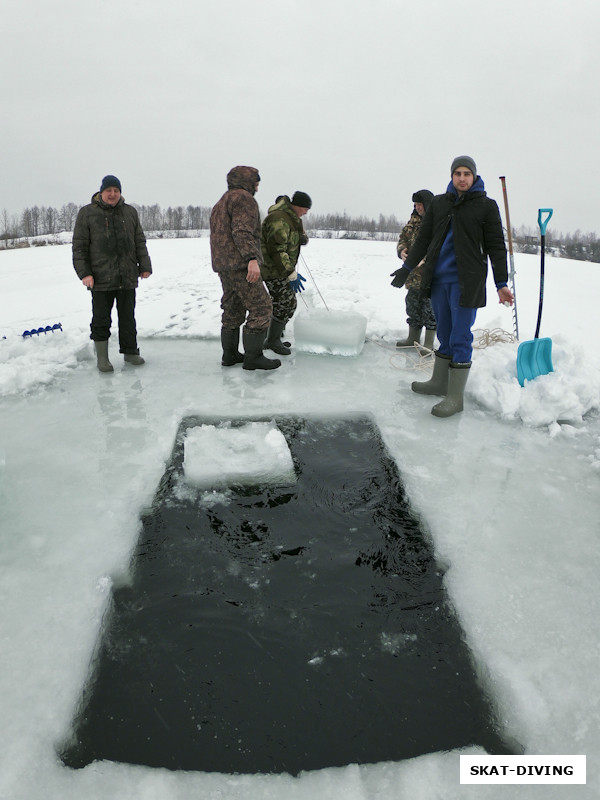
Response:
[516,337,554,386]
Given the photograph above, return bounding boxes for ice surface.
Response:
[182,420,296,487]
[1,238,599,799]
[293,308,367,356]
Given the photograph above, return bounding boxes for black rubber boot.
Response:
[411,351,451,396]
[264,317,291,355]
[94,340,113,373]
[431,362,471,417]
[221,327,245,366]
[242,328,281,371]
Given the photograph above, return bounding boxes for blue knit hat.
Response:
[100,175,122,192]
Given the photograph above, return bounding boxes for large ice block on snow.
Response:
[293,308,367,356]
[182,421,296,488]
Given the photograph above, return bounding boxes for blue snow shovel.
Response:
[516,208,554,386]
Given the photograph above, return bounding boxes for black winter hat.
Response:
[412,189,433,210]
[291,191,312,209]
[100,175,122,193]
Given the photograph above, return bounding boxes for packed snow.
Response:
[0,236,599,799]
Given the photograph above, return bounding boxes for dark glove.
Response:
[390,267,410,288]
[289,272,307,293]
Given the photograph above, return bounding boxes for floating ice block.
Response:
[294,309,367,356]
[183,421,296,488]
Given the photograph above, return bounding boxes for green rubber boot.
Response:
[431,362,471,417]
[396,325,422,348]
[411,351,451,396]
[417,328,436,355]
[124,353,145,365]
[94,340,113,373]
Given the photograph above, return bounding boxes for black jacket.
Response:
[72,194,152,290]
[404,178,507,308]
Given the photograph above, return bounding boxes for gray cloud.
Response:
[2,0,598,234]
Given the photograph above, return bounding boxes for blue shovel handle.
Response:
[538,208,553,235]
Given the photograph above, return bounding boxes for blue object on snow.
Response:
[22,323,63,338]
[516,208,554,386]
[516,337,554,386]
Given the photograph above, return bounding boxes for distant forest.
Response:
[1,202,599,262]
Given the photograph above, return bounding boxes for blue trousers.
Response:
[430,282,477,363]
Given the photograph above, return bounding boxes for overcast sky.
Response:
[2,0,598,235]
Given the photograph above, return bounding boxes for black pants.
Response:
[90,289,139,354]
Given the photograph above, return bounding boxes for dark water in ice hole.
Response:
[60,415,511,775]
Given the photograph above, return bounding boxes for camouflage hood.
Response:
[226,166,260,195]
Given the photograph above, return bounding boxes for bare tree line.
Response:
[1,203,599,262]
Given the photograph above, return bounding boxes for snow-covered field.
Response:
[0,237,598,798]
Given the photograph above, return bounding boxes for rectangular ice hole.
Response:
[60,415,511,776]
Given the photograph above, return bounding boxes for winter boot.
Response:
[431,362,471,418]
[221,327,244,366]
[124,353,145,365]
[396,326,422,348]
[264,317,291,356]
[242,327,281,371]
[417,328,436,354]
[94,340,113,373]
[411,351,451,396]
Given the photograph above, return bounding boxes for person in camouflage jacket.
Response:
[72,175,152,371]
[392,189,436,350]
[209,166,279,371]
[260,191,311,356]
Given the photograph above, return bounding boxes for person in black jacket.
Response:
[402,156,513,417]
[72,175,152,372]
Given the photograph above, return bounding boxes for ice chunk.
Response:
[182,421,296,487]
[294,308,367,356]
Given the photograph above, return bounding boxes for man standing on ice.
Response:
[391,188,436,352]
[72,175,152,373]
[210,166,280,371]
[402,156,513,417]
[260,191,312,356]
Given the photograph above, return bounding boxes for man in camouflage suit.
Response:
[260,191,312,355]
[391,189,436,351]
[72,174,152,372]
[209,166,280,371]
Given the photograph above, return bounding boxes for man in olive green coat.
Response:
[72,175,152,372]
[260,191,311,355]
